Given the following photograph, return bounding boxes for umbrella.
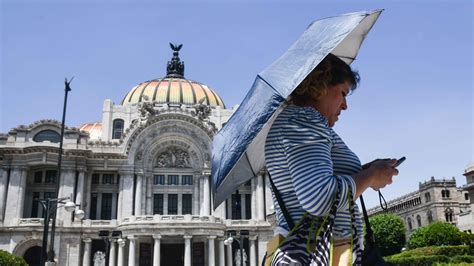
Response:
[212,10,383,207]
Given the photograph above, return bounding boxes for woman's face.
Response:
[313,81,350,127]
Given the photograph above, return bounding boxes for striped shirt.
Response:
[265,105,363,240]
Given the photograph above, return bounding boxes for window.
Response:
[244,180,251,186]
[427,210,433,223]
[154,175,165,185]
[245,194,251,219]
[232,194,242,219]
[44,192,56,199]
[34,171,43,183]
[182,175,193,185]
[445,208,453,222]
[102,174,114,184]
[407,218,413,230]
[92,173,100,184]
[90,193,98,220]
[168,175,179,185]
[442,189,450,199]
[416,215,422,227]
[182,194,192,214]
[31,192,40,218]
[45,170,57,184]
[425,192,431,203]
[33,130,60,143]
[101,193,113,220]
[153,194,164,214]
[168,194,178,214]
[465,193,469,201]
[446,190,450,198]
[112,119,124,139]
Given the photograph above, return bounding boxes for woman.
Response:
[264,53,398,265]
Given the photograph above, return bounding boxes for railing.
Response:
[120,215,224,224]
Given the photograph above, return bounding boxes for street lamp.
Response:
[224,230,249,266]
[37,197,84,266]
[99,230,122,266]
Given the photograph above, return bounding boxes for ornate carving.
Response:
[138,95,156,119]
[155,147,191,168]
[166,43,185,78]
[191,98,212,121]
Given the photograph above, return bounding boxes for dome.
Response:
[79,122,102,140]
[121,78,225,108]
[121,43,225,108]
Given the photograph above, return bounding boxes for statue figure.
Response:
[234,249,248,266]
[191,98,211,121]
[93,251,105,266]
[139,95,156,118]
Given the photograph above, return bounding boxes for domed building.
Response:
[0,45,274,266]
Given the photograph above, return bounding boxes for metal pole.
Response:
[47,78,72,263]
[40,200,50,266]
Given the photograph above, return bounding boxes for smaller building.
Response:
[368,175,471,238]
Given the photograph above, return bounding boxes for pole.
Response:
[47,78,72,263]
[40,200,50,266]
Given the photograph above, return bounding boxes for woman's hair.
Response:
[290,53,360,106]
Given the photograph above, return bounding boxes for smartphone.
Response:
[394,156,406,167]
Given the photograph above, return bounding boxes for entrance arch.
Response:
[23,246,42,266]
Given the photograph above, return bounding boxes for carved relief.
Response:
[155,147,191,168]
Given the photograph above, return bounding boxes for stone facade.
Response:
[0,48,274,265]
[368,173,473,239]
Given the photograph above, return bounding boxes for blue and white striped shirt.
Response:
[265,105,363,240]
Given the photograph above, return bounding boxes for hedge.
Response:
[384,245,474,266]
[0,250,27,266]
[388,245,470,258]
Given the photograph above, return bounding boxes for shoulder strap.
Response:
[359,195,376,245]
[267,172,296,230]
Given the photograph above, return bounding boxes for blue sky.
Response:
[1,0,472,208]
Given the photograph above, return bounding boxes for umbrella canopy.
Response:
[212,10,383,207]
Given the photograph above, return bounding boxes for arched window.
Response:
[407,217,413,230]
[446,190,450,198]
[112,119,124,139]
[416,215,422,227]
[427,210,433,223]
[33,130,60,143]
[425,192,431,202]
[445,208,453,222]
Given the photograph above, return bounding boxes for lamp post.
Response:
[37,197,84,266]
[99,230,122,266]
[224,230,249,266]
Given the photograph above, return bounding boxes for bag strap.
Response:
[359,194,376,245]
[267,172,296,230]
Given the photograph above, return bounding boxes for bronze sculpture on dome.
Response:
[166,43,185,78]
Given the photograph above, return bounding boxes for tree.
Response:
[368,213,406,256]
[408,221,462,249]
[0,250,27,266]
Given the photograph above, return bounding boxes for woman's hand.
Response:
[353,159,399,198]
[365,159,399,190]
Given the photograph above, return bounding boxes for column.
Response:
[251,177,257,220]
[82,238,92,266]
[184,235,192,266]
[218,238,225,266]
[240,194,246,219]
[146,176,152,215]
[264,173,273,216]
[178,193,183,215]
[117,173,124,220]
[128,236,137,266]
[75,169,86,213]
[4,166,26,225]
[134,172,143,216]
[249,236,257,266]
[0,167,8,222]
[193,175,200,215]
[117,239,126,266]
[58,169,76,225]
[208,236,216,266]
[86,172,92,219]
[200,175,210,216]
[226,241,233,266]
[226,199,232,220]
[153,235,161,266]
[120,172,134,218]
[109,240,117,266]
[257,173,265,221]
[111,193,117,219]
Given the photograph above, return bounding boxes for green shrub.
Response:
[0,250,27,266]
[390,245,470,258]
[368,213,406,256]
[385,255,449,266]
[408,222,463,248]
